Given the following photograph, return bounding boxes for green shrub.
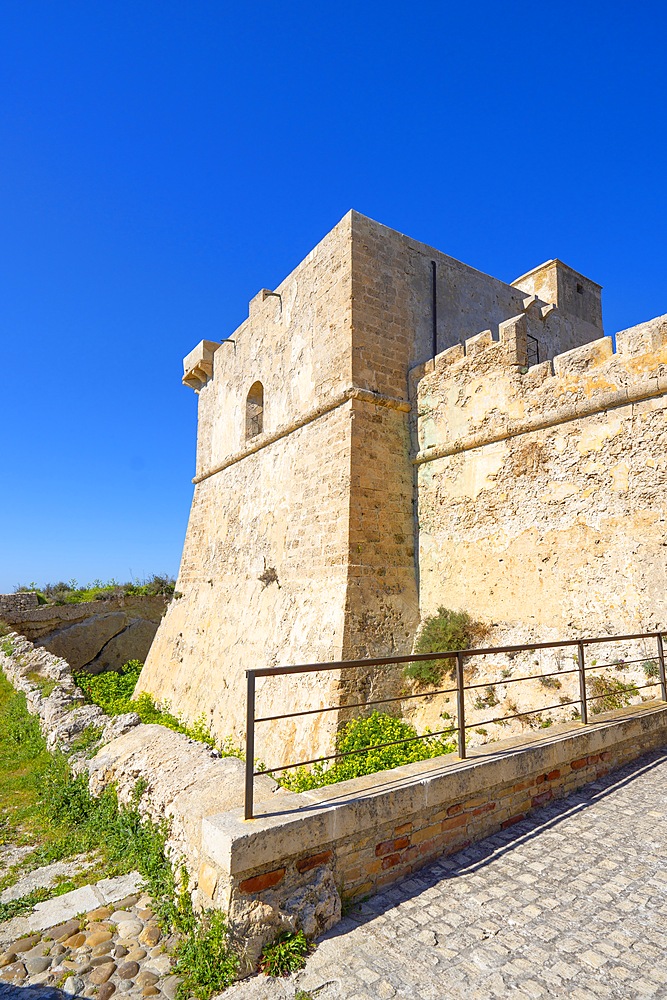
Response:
[588,676,638,714]
[14,575,176,606]
[74,660,143,715]
[259,931,309,977]
[1,669,239,993]
[405,607,486,686]
[74,661,241,755]
[69,724,103,756]
[280,711,455,792]
[473,686,499,710]
[539,675,562,690]
[643,659,660,679]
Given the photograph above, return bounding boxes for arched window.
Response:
[245,381,264,440]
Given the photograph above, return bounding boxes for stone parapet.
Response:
[411,313,667,463]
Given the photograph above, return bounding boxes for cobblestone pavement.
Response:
[225,748,667,1000]
[0,886,179,1000]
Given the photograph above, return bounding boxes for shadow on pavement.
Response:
[324,745,667,937]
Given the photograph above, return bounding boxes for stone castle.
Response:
[137,211,667,762]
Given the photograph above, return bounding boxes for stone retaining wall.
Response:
[198,703,667,973]
[1,594,168,672]
[0,593,39,615]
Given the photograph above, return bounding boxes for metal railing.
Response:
[244,630,667,819]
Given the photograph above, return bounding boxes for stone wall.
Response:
[3,595,168,673]
[0,592,39,616]
[412,313,667,639]
[138,215,356,765]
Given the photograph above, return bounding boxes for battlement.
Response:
[412,313,667,463]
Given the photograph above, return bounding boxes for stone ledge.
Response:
[202,702,667,877]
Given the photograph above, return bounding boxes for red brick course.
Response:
[296,850,333,873]
[239,868,286,894]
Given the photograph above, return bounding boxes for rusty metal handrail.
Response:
[244,630,667,819]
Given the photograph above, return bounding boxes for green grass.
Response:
[279,711,456,792]
[259,931,309,977]
[27,672,57,698]
[174,909,238,998]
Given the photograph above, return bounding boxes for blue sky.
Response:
[1,1,665,592]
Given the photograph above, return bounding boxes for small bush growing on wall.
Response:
[588,675,638,714]
[643,659,660,679]
[404,607,486,685]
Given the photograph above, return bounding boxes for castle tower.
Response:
[137,212,604,763]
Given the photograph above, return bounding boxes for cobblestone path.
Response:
[226,748,667,1000]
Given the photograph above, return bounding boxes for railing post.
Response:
[657,633,667,702]
[244,671,256,820]
[577,641,588,725]
[456,651,466,759]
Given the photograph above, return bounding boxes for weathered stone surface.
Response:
[44,920,81,942]
[63,974,85,994]
[86,619,159,673]
[38,613,129,671]
[160,974,183,1000]
[117,960,140,980]
[63,933,86,949]
[0,961,26,981]
[137,924,160,947]
[85,931,112,946]
[88,962,116,984]
[13,935,41,952]
[279,867,341,939]
[98,982,116,1000]
[5,594,167,643]
[124,948,147,963]
[413,308,667,650]
[0,857,95,904]
[135,970,158,988]
[24,957,51,975]
[144,954,171,976]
